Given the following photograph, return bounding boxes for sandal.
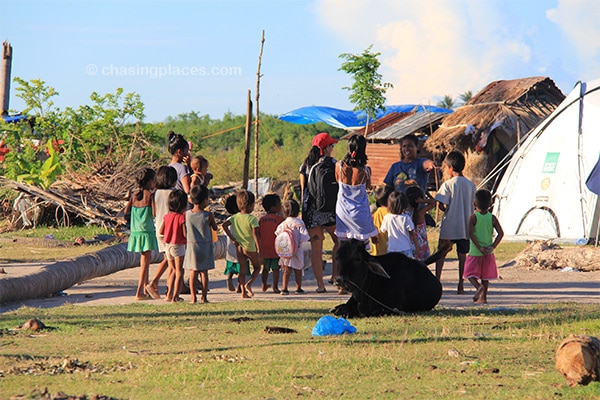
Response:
[316,288,327,293]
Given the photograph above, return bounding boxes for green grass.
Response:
[0,225,111,242]
[1,302,599,399]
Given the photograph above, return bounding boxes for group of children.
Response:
[367,150,504,304]
[126,164,216,304]
[127,128,504,305]
[222,190,314,298]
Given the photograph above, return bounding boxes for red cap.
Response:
[311,132,338,149]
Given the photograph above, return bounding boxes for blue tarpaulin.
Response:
[278,104,452,129]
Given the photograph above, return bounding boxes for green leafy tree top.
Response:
[339,45,393,131]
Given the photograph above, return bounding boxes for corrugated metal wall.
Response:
[367,142,400,186]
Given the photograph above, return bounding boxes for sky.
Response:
[1,0,599,123]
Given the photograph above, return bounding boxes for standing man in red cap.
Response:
[299,132,340,293]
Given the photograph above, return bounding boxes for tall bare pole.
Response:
[253,30,265,195]
[242,89,252,189]
[1,41,13,116]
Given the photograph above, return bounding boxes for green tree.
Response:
[437,94,456,110]
[339,45,393,134]
[458,90,473,105]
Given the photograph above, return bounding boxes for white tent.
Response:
[493,78,600,243]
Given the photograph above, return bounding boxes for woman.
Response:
[299,132,339,293]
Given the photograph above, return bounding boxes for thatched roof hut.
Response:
[426,77,565,187]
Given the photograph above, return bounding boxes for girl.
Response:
[335,134,378,244]
[167,131,191,195]
[300,132,339,293]
[125,167,159,301]
[380,191,421,258]
[464,189,504,304]
[184,185,218,303]
[145,165,178,299]
[159,189,188,302]
[222,189,262,299]
[406,185,436,261]
[370,185,394,256]
[275,199,310,295]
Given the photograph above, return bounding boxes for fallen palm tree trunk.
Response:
[556,334,600,386]
[0,236,227,304]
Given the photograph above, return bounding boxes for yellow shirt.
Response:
[370,206,389,256]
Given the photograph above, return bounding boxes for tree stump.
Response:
[555,334,600,386]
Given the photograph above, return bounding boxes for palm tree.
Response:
[437,95,456,110]
[458,90,473,105]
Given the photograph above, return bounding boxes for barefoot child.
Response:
[275,199,310,295]
[434,151,476,294]
[184,185,218,303]
[464,189,504,304]
[222,189,262,298]
[159,190,188,302]
[125,167,159,300]
[259,193,284,293]
[223,194,244,292]
[146,165,178,299]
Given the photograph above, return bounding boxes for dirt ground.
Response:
[1,250,599,314]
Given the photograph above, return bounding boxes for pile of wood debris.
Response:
[512,240,600,272]
[0,168,299,232]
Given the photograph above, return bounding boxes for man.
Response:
[383,134,436,193]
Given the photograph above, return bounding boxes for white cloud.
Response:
[314,0,575,105]
[547,0,600,80]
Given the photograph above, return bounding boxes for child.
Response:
[125,167,159,301]
[159,189,188,302]
[190,155,213,188]
[464,189,504,304]
[335,134,379,244]
[380,191,420,258]
[223,194,244,292]
[146,165,178,299]
[370,185,394,256]
[434,151,476,294]
[184,185,219,304]
[275,199,310,295]
[406,185,436,261]
[258,193,284,293]
[222,189,262,298]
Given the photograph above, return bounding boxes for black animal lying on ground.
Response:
[331,239,445,318]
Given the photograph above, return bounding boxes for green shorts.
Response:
[263,258,280,271]
[224,260,250,275]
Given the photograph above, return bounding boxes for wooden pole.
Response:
[242,89,252,189]
[1,41,13,116]
[253,30,265,195]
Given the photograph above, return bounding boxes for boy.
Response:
[258,193,284,293]
[222,189,262,298]
[434,151,476,294]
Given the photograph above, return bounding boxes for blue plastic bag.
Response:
[311,316,357,336]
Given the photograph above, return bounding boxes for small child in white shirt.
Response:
[275,199,310,295]
[380,191,421,258]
